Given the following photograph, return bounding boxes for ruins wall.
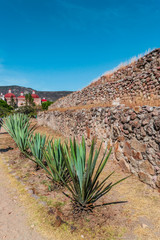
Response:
[38,105,160,189]
[49,49,160,109]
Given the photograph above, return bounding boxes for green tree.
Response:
[41,101,53,110]
[25,93,34,106]
[0,100,13,117]
[10,96,16,108]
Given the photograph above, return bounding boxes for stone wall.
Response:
[38,105,160,189]
[49,49,160,109]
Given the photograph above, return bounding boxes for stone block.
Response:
[138,172,153,186]
[132,150,143,160]
[130,112,137,120]
[139,161,155,175]
[130,119,141,128]
[142,118,151,126]
[119,159,130,173]
[124,141,132,156]
[130,137,147,152]
[155,175,160,188]
[154,119,160,131]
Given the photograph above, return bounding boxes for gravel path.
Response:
[0,129,47,240]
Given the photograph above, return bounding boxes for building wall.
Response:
[34,98,41,105]
[5,97,17,105]
[17,99,25,107]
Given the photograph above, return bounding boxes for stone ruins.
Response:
[38,48,160,190]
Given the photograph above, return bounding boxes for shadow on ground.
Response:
[0,147,13,153]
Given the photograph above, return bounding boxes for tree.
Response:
[0,99,13,117]
[41,101,53,110]
[25,93,34,106]
[10,96,16,108]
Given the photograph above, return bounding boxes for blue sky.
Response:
[0,0,160,91]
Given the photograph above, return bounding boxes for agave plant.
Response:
[44,139,70,186]
[28,138,69,187]
[3,113,36,153]
[28,133,48,165]
[61,137,128,213]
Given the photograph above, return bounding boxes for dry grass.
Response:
[89,48,154,86]
[48,94,160,113]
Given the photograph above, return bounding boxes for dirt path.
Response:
[0,128,47,240]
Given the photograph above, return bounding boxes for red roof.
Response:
[31,93,39,98]
[17,95,25,99]
[41,98,47,102]
[18,92,25,99]
[31,91,39,98]
[5,93,16,98]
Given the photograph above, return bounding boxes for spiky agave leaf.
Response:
[3,113,36,153]
[61,137,129,213]
[44,139,70,186]
[27,138,70,186]
[28,133,48,164]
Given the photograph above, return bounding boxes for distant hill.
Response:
[0,85,73,102]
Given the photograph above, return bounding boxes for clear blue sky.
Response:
[0,0,160,91]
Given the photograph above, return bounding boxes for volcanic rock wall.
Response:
[49,48,160,109]
[38,105,160,189]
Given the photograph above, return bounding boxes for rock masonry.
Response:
[38,105,160,189]
[38,49,160,189]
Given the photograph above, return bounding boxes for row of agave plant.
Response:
[3,113,128,213]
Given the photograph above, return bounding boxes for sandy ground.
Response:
[0,127,47,240]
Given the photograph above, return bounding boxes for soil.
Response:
[0,122,160,240]
[0,130,47,240]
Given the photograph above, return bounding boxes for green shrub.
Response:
[3,113,36,153]
[41,101,53,110]
[16,106,36,117]
[0,100,13,117]
[61,137,128,213]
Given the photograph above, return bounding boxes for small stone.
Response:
[140,127,146,137]
[131,119,141,128]
[121,116,130,123]
[130,112,137,120]
[153,119,160,131]
[146,126,153,136]
[142,224,148,229]
[123,129,129,135]
[142,118,150,126]
[155,175,160,188]
[132,150,143,160]
[146,106,153,112]
[152,110,159,116]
